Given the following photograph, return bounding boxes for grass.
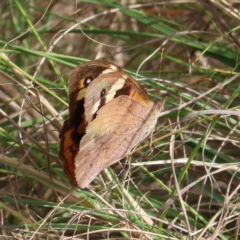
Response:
[0,0,240,239]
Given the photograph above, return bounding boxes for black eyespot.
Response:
[100,89,106,97]
[84,77,92,86]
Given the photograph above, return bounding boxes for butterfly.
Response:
[59,60,163,188]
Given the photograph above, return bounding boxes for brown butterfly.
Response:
[59,60,163,188]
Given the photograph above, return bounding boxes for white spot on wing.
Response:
[101,69,115,74]
[91,78,125,115]
[105,78,125,103]
[101,64,118,74]
[91,100,101,115]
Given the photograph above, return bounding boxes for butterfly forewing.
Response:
[59,60,121,187]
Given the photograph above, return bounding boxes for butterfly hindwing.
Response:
[75,95,159,188]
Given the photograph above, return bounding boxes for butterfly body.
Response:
[59,60,162,188]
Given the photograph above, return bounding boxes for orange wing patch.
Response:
[59,122,79,187]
